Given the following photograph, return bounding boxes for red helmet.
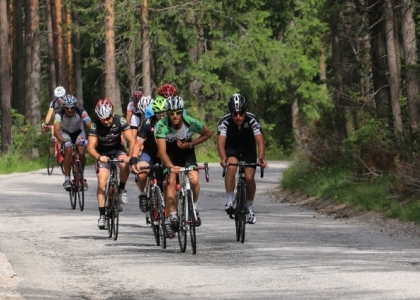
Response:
[131,91,143,102]
[158,84,178,98]
[95,98,114,119]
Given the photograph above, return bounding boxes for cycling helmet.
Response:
[95,98,114,119]
[54,86,66,98]
[166,96,184,111]
[130,90,143,102]
[152,96,167,113]
[62,94,78,107]
[228,93,247,113]
[137,96,154,114]
[158,83,178,98]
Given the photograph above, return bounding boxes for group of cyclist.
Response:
[42,83,268,236]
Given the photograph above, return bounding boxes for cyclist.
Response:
[129,95,153,138]
[42,86,66,128]
[125,90,143,125]
[157,83,178,98]
[42,86,66,163]
[217,93,268,224]
[129,96,167,213]
[53,94,92,190]
[87,98,136,229]
[156,96,212,237]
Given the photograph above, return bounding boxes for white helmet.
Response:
[54,86,66,98]
[62,94,78,107]
[137,96,154,114]
[95,98,114,119]
[166,96,184,111]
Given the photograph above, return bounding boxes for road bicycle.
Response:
[105,158,125,241]
[44,125,63,175]
[67,144,86,211]
[222,161,264,243]
[136,163,167,248]
[176,162,209,254]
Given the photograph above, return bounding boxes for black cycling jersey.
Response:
[217,112,263,148]
[137,116,159,162]
[88,115,129,151]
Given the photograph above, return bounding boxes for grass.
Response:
[280,160,420,223]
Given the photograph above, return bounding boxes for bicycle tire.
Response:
[76,161,85,211]
[237,184,247,243]
[150,188,160,246]
[47,140,56,175]
[177,191,187,252]
[106,187,113,238]
[113,191,120,241]
[187,190,197,254]
[157,187,167,249]
[69,163,77,209]
[61,160,65,175]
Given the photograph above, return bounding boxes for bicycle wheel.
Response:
[150,188,160,246]
[69,164,77,209]
[236,184,246,243]
[187,190,197,254]
[47,140,56,175]
[157,187,167,249]
[112,191,119,241]
[177,192,187,252]
[75,161,85,211]
[105,186,113,237]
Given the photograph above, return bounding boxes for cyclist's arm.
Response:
[255,133,268,168]
[122,128,136,156]
[126,110,133,125]
[53,121,66,143]
[191,125,212,148]
[129,138,144,158]
[86,135,102,161]
[44,108,54,124]
[217,135,228,163]
[156,138,174,169]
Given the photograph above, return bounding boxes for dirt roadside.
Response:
[271,187,420,243]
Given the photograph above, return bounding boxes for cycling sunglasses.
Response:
[233,110,246,117]
[168,110,183,116]
[64,106,75,111]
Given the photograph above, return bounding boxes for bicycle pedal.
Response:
[146,217,151,225]
[228,214,235,220]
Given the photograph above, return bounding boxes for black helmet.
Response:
[228,93,246,113]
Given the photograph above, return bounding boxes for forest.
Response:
[1,0,420,197]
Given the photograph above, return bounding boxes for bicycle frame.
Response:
[105,158,124,240]
[68,145,85,211]
[176,162,209,254]
[222,161,263,243]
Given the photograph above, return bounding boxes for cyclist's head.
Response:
[130,90,143,103]
[95,98,114,119]
[158,83,178,98]
[228,93,247,113]
[137,95,153,114]
[166,96,184,111]
[62,94,78,108]
[54,86,66,98]
[152,96,167,113]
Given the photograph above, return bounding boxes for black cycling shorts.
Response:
[225,146,257,167]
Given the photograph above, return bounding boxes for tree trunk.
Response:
[65,2,74,93]
[73,0,83,106]
[25,0,41,126]
[385,0,403,132]
[46,0,57,96]
[104,0,121,112]
[0,0,12,152]
[141,0,152,96]
[12,0,26,115]
[51,0,66,86]
[128,21,137,94]
[367,0,392,122]
[401,0,420,131]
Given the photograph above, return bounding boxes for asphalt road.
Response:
[1,161,420,299]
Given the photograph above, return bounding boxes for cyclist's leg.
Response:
[116,145,129,204]
[137,153,152,212]
[224,148,239,208]
[96,161,110,228]
[75,133,87,171]
[61,131,73,188]
[243,149,257,224]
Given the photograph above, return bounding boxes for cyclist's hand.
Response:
[41,123,47,133]
[176,139,190,150]
[220,158,227,167]
[64,140,72,148]
[130,164,139,174]
[169,166,180,174]
[98,155,109,163]
[259,158,268,169]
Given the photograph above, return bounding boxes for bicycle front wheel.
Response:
[157,187,167,249]
[187,190,197,254]
[47,140,56,175]
[235,184,247,243]
[112,192,120,241]
[177,192,187,253]
[75,161,85,211]
[69,164,77,209]
[150,188,160,246]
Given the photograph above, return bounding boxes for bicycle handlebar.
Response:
[170,162,210,182]
[222,162,264,179]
